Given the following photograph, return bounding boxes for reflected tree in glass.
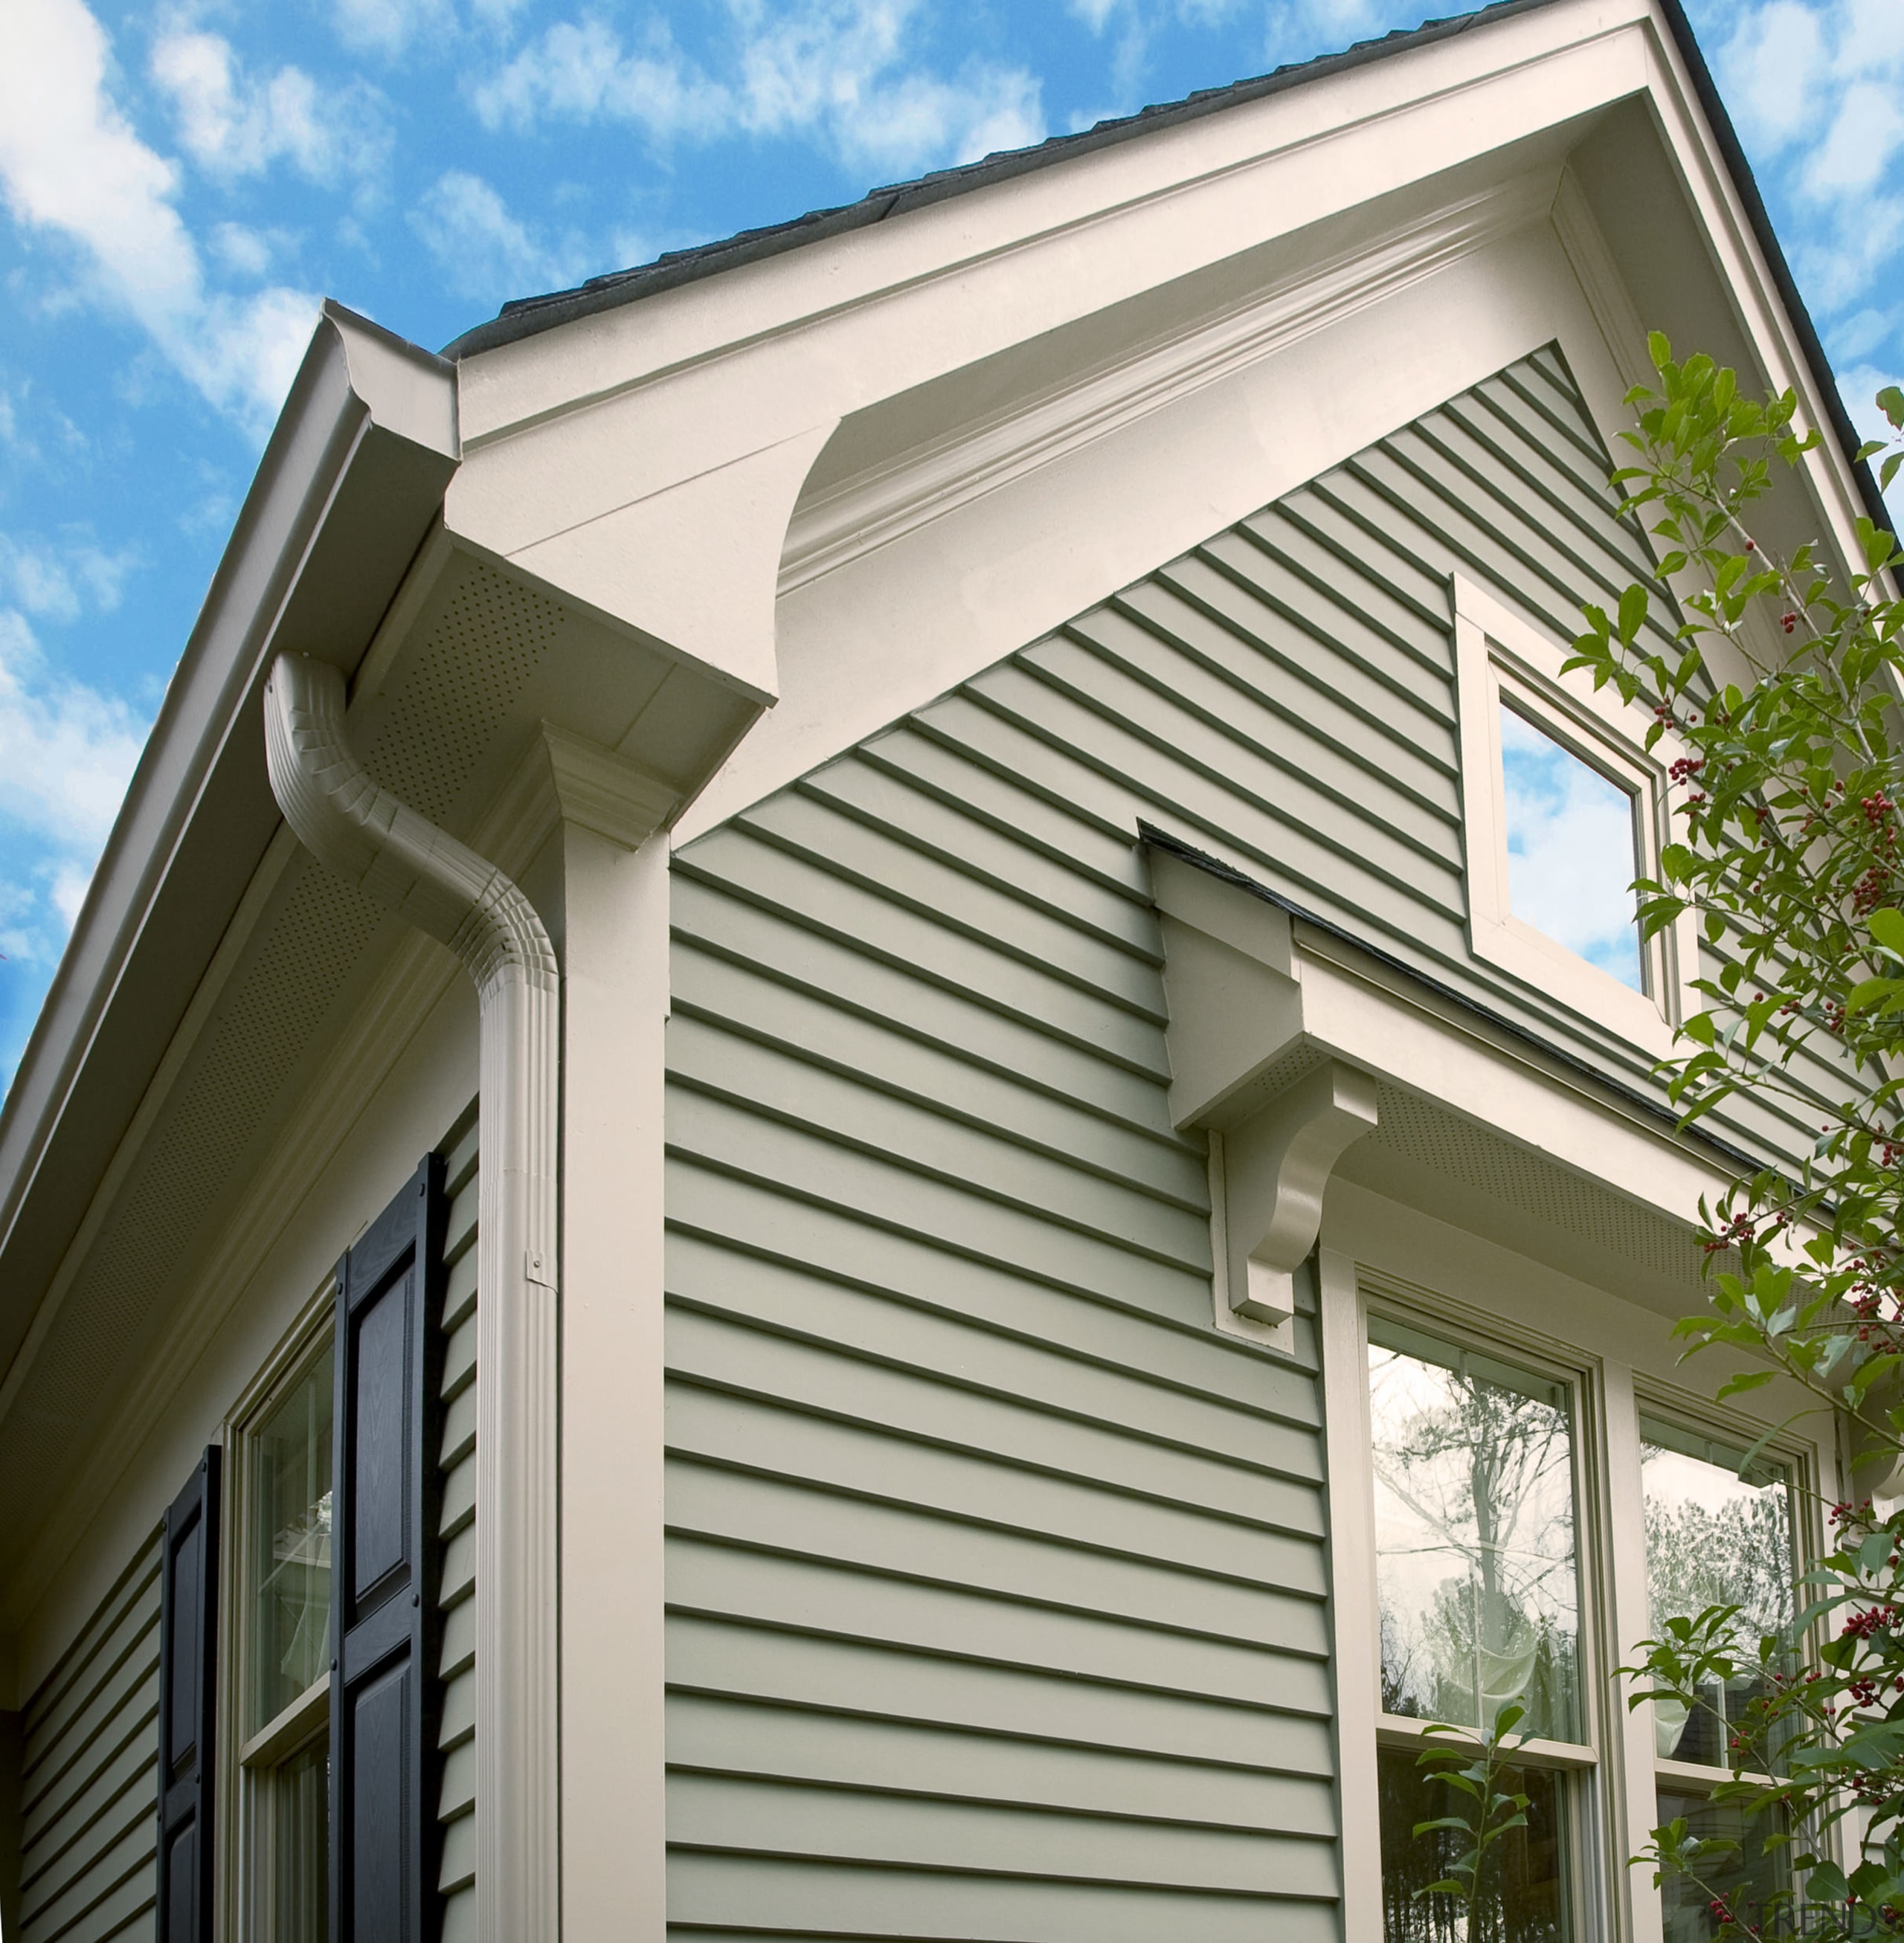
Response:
[1369,1321,1583,1744]
[1380,1743,1569,1943]
[1639,1419,1794,1768]
[250,1344,334,1731]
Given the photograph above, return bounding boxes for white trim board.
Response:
[1452,572,1702,1059]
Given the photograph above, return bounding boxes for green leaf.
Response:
[1868,908,1904,956]
[1714,1370,1778,1403]
[1618,584,1650,646]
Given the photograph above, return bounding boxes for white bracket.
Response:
[1217,1061,1378,1330]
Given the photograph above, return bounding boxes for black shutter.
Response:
[156,1446,220,1943]
[330,1154,447,1943]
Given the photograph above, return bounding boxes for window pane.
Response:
[1640,1418,1794,1766]
[251,1344,334,1732]
[1370,1319,1582,1742]
[273,1734,330,1943]
[1499,702,1644,991]
[1656,1788,1788,1943]
[1379,1742,1569,1943]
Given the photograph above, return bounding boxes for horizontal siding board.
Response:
[858,725,1154,898]
[666,1854,1340,1943]
[1017,637,1465,894]
[21,1567,160,1800]
[676,831,1171,1077]
[666,1459,1328,1646]
[667,1616,1336,1775]
[19,1797,156,1943]
[666,1167,1315,1401]
[666,1694,1337,1834]
[671,881,1174,1136]
[666,1102,1211,1318]
[801,759,1160,954]
[666,1772,1337,1895]
[1221,503,1455,679]
[963,656,1471,947]
[19,1535,159,1943]
[660,1305,1313,1546]
[1168,535,1453,718]
[735,793,1167,1015]
[667,1540,1333,1716]
[665,1319,1325,1563]
[669,967,1201,1205]
[668,1018,1206,1251]
[20,1701,156,1884]
[666,1235,1319,1459]
[1071,595,1459,829]
[1119,565,1458,787]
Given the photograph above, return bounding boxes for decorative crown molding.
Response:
[778,172,1553,594]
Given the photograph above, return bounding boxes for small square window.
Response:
[1453,575,1702,1052]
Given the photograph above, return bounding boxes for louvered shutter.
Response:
[156,1447,220,1943]
[330,1154,447,1943]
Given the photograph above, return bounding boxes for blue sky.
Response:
[0,0,1900,1089]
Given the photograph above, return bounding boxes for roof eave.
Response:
[0,303,458,1382]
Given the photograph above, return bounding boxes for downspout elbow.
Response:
[263,652,557,1000]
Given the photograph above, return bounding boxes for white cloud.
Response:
[149,27,390,184]
[1804,80,1904,199]
[1837,360,1904,524]
[329,0,455,59]
[469,0,1045,176]
[0,0,318,434]
[410,170,594,303]
[0,609,147,871]
[1501,707,1645,990]
[1717,1,1904,317]
[1717,0,1826,154]
[0,532,138,622]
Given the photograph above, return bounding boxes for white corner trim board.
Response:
[263,653,560,1943]
[1450,572,1702,1059]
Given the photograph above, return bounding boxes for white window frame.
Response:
[1319,1237,1835,1943]
[219,1288,336,1943]
[1453,573,1703,1057]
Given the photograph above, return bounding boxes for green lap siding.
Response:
[17,1538,161,1943]
[660,346,1769,1939]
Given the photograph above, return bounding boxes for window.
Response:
[232,1332,333,1942]
[1368,1313,1592,1943]
[1499,703,1644,993]
[1453,574,1702,1052]
[1641,1416,1798,1942]
[1325,1250,1825,1943]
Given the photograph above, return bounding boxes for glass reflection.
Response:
[1370,1319,1582,1744]
[1379,1743,1569,1943]
[1499,700,1644,991]
[1641,1418,1794,1766]
[251,1344,334,1732]
[1656,1788,1788,1943]
[272,1734,330,1942]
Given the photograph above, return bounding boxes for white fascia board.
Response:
[452,0,1647,448]
[448,5,1647,564]
[1633,22,1879,580]
[0,303,457,1395]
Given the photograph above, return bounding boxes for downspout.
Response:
[263,651,559,1943]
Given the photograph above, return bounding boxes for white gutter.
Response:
[263,651,559,1943]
